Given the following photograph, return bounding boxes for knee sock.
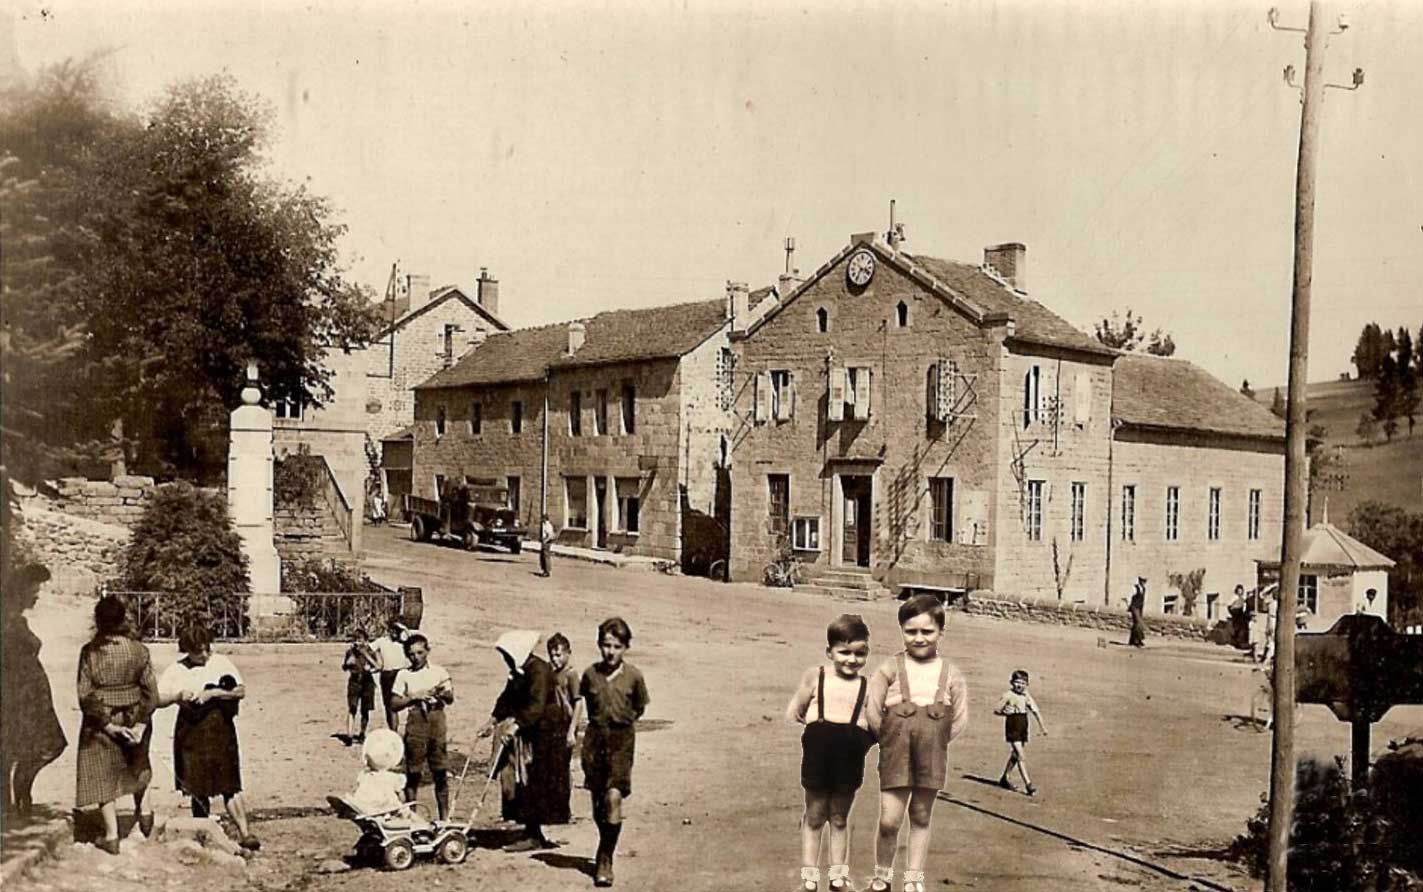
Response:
[902,869,925,887]
[597,821,622,858]
[873,865,893,885]
[801,866,821,885]
[432,770,449,819]
[827,864,850,883]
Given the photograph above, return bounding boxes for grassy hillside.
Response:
[1255,378,1423,523]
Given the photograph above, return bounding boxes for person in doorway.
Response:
[390,633,455,821]
[157,624,259,851]
[1127,577,1149,648]
[539,514,556,577]
[373,618,409,731]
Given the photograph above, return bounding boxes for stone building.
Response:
[411,298,742,565]
[727,230,1286,616]
[1258,518,1394,631]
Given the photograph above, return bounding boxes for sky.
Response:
[9,0,1422,391]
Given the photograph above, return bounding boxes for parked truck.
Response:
[403,482,525,554]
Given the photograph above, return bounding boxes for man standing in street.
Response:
[373,618,409,731]
[539,514,556,578]
[1127,577,1148,648]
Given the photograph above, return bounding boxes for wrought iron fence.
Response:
[105,588,414,642]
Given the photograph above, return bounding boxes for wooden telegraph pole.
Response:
[1265,3,1361,889]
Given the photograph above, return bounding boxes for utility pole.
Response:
[1266,4,1361,890]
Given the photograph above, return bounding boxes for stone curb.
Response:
[520,539,677,573]
[0,816,71,887]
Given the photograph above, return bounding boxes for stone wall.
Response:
[47,475,158,528]
[16,503,130,594]
[963,591,1210,641]
[274,504,323,561]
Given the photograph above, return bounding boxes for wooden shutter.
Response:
[754,372,769,422]
[1074,371,1091,425]
[776,373,794,422]
[853,367,872,420]
[829,366,845,421]
[937,359,957,422]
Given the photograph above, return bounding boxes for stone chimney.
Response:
[405,273,433,312]
[476,267,500,318]
[777,270,803,299]
[726,281,751,334]
[983,243,1026,294]
[566,321,586,355]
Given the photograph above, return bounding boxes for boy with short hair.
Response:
[373,619,410,731]
[390,633,455,820]
[993,670,1047,795]
[786,614,874,892]
[342,628,378,744]
[548,633,580,822]
[577,617,650,887]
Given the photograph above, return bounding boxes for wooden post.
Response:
[1351,719,1370,790]
[1267,3,1328,890]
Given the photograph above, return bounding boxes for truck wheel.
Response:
[411,516,428,542]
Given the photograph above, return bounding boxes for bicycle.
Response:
[762,552,801,588]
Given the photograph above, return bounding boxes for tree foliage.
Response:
[1166,567,1205,617]
[0,63,379,481]
[1348,501,1423,624]
[1352,322,1392,379]
[1093,308,1177,355]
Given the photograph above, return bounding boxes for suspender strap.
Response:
[816,667,825,723]
[849,676,868,727]
[933,659,953,707]
[896,654,912,704]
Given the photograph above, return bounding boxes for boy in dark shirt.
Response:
[577,617,649,887]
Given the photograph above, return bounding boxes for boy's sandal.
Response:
[828,878,854,892]
[868,880,891,892]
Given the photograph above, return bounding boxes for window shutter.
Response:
[829,366,845,421]
[776,372,795,421]
[1023,368,1032,427]
[754,372,769,422]
[1074,371,1091,425]
[938,359,956,422]
[853,367,872,420]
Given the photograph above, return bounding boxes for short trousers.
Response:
[1005,714,1029,743]
[404,709,448,775]
[801,721,874,792]
[582,724,635,797]
[347,674,375,714]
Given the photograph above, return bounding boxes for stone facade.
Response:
[963,593,1210,640]
[45,475,158,528]
[15,502,129,594]
[274,504,324,561]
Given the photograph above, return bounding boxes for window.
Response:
[768,474,790,537]
[1248,489,1261,540]
[616,478,640,534]
[846,366,871,420]
[716,349,734,411]
[1023,364,1042,427]
[435,404,447,437]
[1163,594,1179,616]
[511,400,524,434]
[816,307,829,333]
[1165,486,1180,541]
[596,389,609,436]
[1121,485,1136,542]
[770,370,794,421]
[792,516,821,551]
[1298,574,1318,614]
[442,324,457,368]
[929,478,954,542]
[1206,592,1220,620]
[1026,480,1045,542]
[569,390,582,436]
[507,476,521,513]
[621,382,636,434]
[929,360,958,423]
[564,476,588,529]
[274,398,303,421]
[896,301,909,328]
[1070,482,1086,542]
[1208,487,1221,541]
[470,402,482,436]
[434,473,446,495]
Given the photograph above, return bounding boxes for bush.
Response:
[1230,755,1423,889]
[281,557,397,640]
[274,445,324,510]
[115,482,249,636]
[280,557,384,594]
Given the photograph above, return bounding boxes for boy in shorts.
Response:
[390,633,455,820]
[993,669,1047,795]
[786,614,874,892]
[342,628,378,744]
[578,617,649,887]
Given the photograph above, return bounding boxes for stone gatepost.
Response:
[228,362,283,615]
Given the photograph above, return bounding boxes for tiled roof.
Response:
[1298,522,1395,570]
[373,286,508,339]
[1112,353,1286,440]
[380,425,414,442]
[416,299,727,390]
[908,255,1115,356]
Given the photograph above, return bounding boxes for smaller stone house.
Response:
[1258,520,1394,632]
[412,298,747,564]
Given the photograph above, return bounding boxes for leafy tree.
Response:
[1397,327,1419,438]
[1348,501,1423,625]
[0,65,379,480]
[1093,308,1177,355]
[1167,567,1205,617]
[1240,379,1255,399]
[115,482,249,636]
[1355,412,1378,444]
[1374,355,1401,441]
[1351,322,1388,379]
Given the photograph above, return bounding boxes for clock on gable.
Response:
[846,249,876,287]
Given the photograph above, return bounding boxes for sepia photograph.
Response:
[2,1,1421,890]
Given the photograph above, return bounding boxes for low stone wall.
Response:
[274,504,323,561]
[963,592,1211,641]
[47,475,158,529]
[16,503,130,595]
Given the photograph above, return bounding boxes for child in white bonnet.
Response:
[349,729,430,828]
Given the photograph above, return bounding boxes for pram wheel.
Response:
[383,838,416,871]
[437,832,469,865]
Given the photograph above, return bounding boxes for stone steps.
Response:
[797,583,894,602]
[798,568,893,601]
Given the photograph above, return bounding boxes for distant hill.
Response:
[1254,377,1423,524]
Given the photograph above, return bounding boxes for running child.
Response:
[342,628,378,745]
[993,670,1047,795]
[578,617,650,888]
[864,595,969,892]
[785,614,875,892]
[390,633,455,820]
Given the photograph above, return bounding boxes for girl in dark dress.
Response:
[74,595,157,854]
[479,629,566,851]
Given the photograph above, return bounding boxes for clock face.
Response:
[846,250,875,287]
